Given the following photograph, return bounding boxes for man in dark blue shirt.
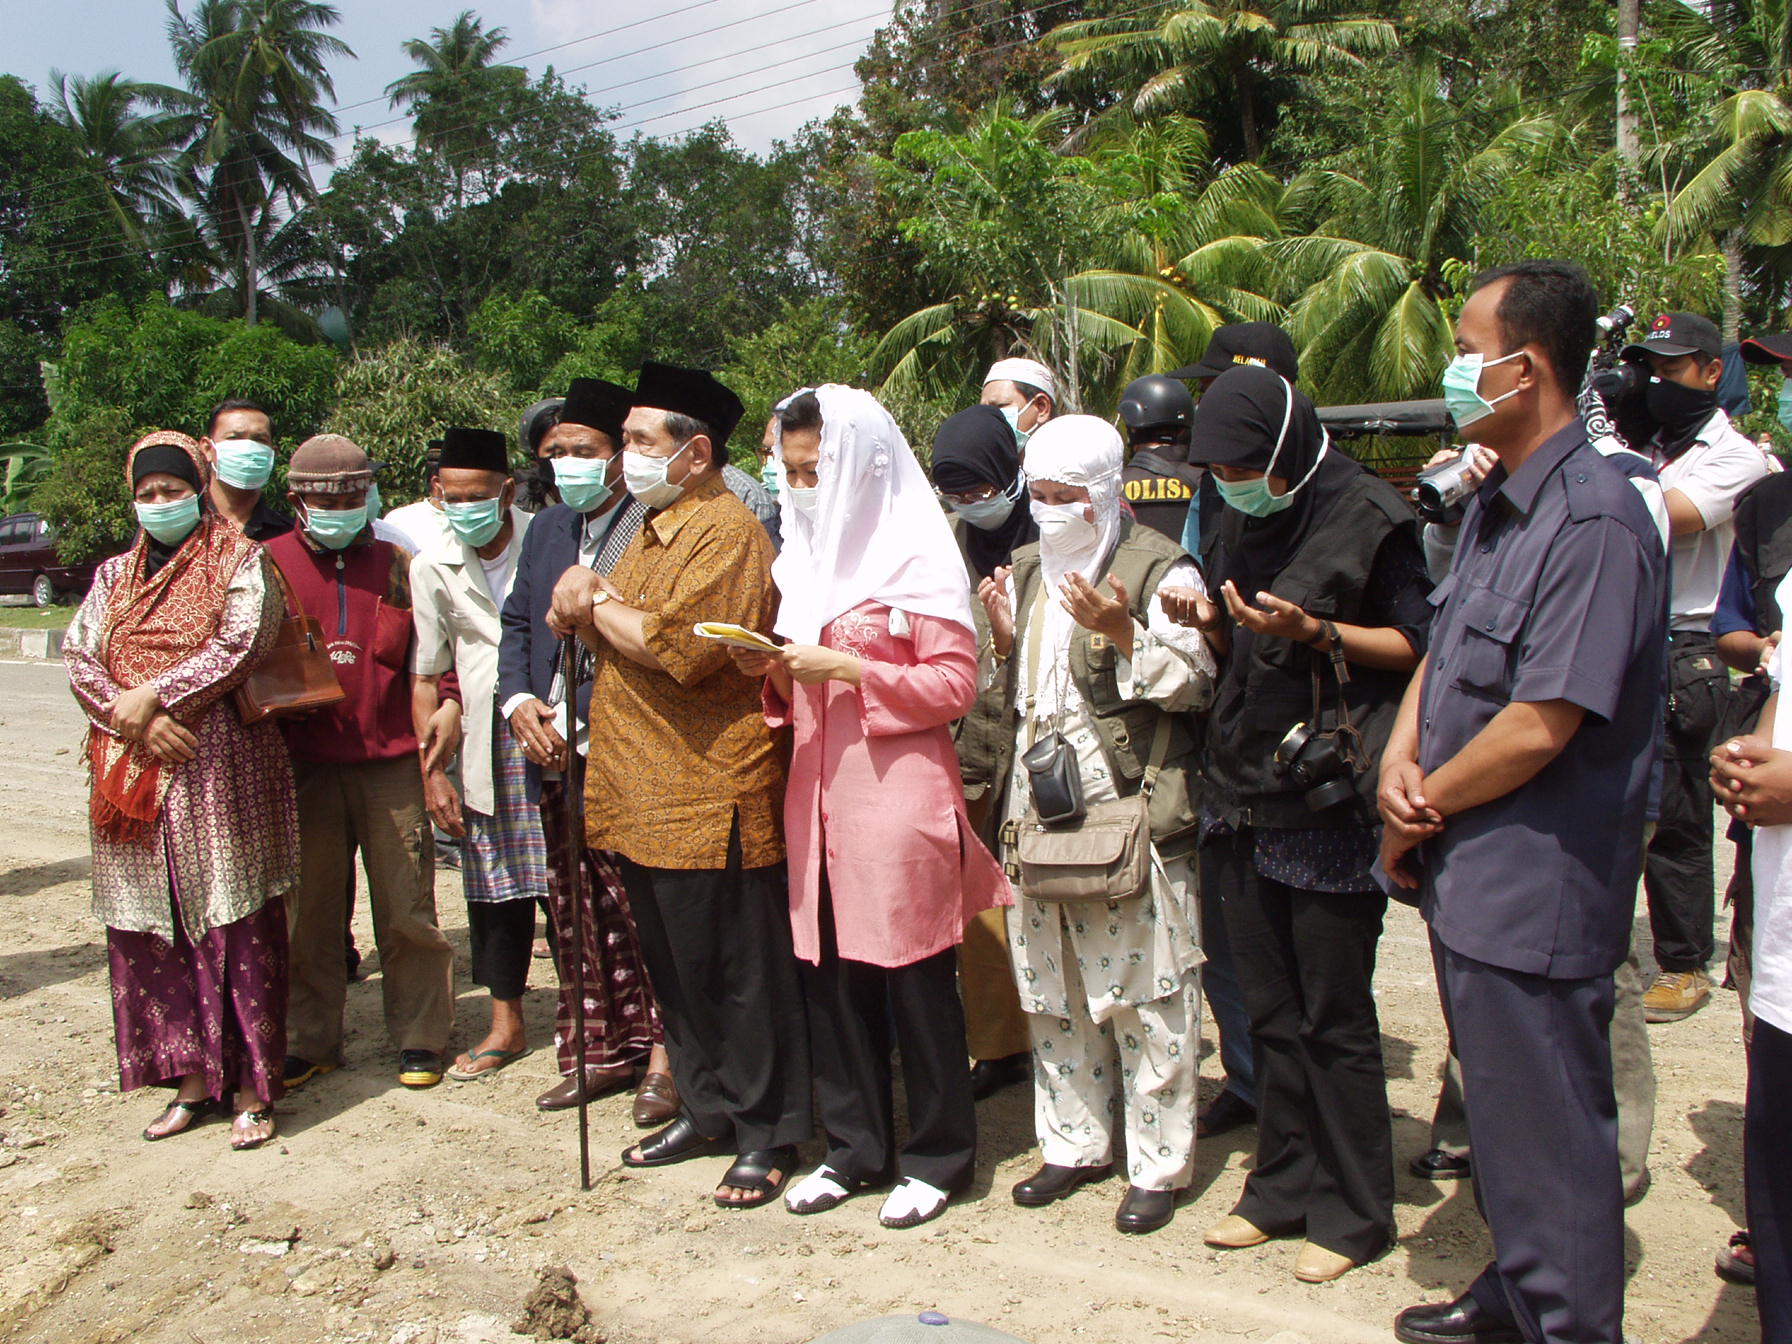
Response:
[1380,261,1669,1344]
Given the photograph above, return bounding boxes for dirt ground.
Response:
[0,656,1761,1344]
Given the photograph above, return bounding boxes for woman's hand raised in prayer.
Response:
[781,645,861,688]
[141,712,197,765]
[1059,572,1133,658]
[109,683,163,741]
[978,566,1014,660]
[1220,581,1321,645]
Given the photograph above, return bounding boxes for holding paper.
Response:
[693,621,782,652]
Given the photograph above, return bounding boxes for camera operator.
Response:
[1167,363,1431,1282]
[1620,315,1774,1024]
[1382,261,1668,1344]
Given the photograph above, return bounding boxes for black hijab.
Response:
[1187,364,1361,596]
[930,404,1036,578]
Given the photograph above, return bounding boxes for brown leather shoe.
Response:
[535,1065,633,1111]
[632,1071,680,1128]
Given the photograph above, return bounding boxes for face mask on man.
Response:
[951,494,1015,530]
[302,501,367,550]
[760,459,780,498]
[1440,351,1523,429]
[443,496,506,548]
[1644,375,1717,439]
[550,456,613,514]
[135,495,202,545]
[1029,499,1097,547]
[212,439,276,491]
[998,404,1032,452]
[622,438,694,511]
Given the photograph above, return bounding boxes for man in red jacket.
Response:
[265,434,456,1090]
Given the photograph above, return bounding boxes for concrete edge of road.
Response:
[0,626,67,660]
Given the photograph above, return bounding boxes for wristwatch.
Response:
[591,589,612,607]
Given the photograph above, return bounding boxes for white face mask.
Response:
[622,438,693,510]
[1030,498,1096,546]
[786,484,819,518]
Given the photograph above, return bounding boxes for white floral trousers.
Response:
[1027,946,1201,1192]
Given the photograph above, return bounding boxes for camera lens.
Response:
[1304,777,1357,812]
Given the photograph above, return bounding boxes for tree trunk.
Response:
[1722,230,1744,345]
[1237,68,1261,161]
[239,195,259,326]
[1615,0,1641,199]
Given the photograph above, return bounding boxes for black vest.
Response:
[1121,452,1202,544]
[1732,471,1792,634]
[1200,469,1418,830]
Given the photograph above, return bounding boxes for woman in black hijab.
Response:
[1171,364,1432,1283]
[929,403,1038,1101]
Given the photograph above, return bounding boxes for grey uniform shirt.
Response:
[1417,423,1668,980]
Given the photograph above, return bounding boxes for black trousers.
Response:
[616,818,811,1152]
[1644,632,1726,972]
[1749,1017,1792,1342]
[1433,935,1623,1344]
[1201,833,1394,1262]
[802,878,975,1192]
[465,898,535,1000]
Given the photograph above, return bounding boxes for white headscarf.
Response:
[1019,415,1126,721]
[771,385,975,644]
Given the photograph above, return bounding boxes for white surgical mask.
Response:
[622,439,693,510]
[786,484,819,518]
[1029,499,1096,546]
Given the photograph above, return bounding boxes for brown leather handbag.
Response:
[235,561,347,724]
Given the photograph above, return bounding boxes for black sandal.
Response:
[621,1114,729,1168]
[143,1097,214,1142]
[230,1106,277,1151]
[715,1145,798,1210]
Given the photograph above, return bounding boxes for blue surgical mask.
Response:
[1440,351,1522,429]
[303,502,367,550]
[551,457,613,514]
[1215,375,1327,518]
[365,479,383,519]
[760,459,780,498]
[950,494,1015,530]
[999,404,1032,452]
[1777,377,1792,433]
[443,496,506,548]
[213,439,275,491]
[135,495,202,545]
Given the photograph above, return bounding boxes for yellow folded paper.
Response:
[692,621,781,652]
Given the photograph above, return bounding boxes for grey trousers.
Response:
[1430,927,1656,1200]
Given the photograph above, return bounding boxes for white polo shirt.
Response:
[1750,618,1792,1035]
[1656,408,1772,630]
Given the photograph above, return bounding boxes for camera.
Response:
[1274,722,1360,812]
[1413,455,1478,524]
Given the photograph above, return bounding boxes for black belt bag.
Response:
[1665,634,1732,745]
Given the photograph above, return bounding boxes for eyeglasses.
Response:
[939,485,1001,506]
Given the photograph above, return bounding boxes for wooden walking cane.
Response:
[562,632,591,1192]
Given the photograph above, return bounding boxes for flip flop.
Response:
[446,1047,533,1081]
[143,1097,215,1142]
[230,1107,277,1151]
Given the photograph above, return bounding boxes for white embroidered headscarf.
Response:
[1019,415,1126,721]
[771,384,975,644]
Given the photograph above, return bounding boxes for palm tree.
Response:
[385,10,525,206]
[161,0,352,325]
[47,71,185,254]
[1046,0,1398,161]
[163,185,332,339]
[1270,67,1559,402]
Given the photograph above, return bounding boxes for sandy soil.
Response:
[0,657,1760,1344]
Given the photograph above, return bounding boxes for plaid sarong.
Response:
[463,711,549,905]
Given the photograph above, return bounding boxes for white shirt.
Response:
[382,498,452,556]
[1656,409,1772,629]
[1749,604,1792,1035]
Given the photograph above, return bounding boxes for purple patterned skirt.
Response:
[106,896,289,1103]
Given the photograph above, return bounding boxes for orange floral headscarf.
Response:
[89,432,260,846]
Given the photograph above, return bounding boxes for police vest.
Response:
[1122,451,1201,544]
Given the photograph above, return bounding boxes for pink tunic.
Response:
[766,602,1010,968]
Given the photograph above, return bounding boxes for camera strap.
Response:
[1023,581,1057,747]
[1311,623,1368,773]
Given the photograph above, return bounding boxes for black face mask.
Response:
[1645,375,1717,443]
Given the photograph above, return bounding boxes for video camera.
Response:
[1579,303,1659,452]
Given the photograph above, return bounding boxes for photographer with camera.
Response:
[1620,315,1774,1024]
[1167,363,1431,1283]
[1381,261,1668,1344]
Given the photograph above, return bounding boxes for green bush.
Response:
[325,339,516,505]
[32,407,139,562]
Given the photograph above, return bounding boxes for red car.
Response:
[0,512,100,607]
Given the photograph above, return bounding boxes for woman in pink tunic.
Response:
[729,385,1008,1230]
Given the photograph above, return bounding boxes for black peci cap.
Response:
[438,426,509,475]
[560,377,632,446]
[633,361,745,449]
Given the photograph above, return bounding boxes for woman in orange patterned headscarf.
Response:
[64,431,299,1150]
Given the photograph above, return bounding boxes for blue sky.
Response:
[7,0,888,156]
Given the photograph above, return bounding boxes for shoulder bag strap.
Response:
[1022,577,1051,747]
[266,555,306,621]
[1140,712,1172,798]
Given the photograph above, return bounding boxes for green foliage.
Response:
[32,406,139,561]
[718,298,876,467]
[0,442,51,515]
[542,284,650,392]
[324,339,513,504]
[468,290,579,394]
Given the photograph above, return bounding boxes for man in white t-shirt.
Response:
[1711,625,1792,1342]
[1624,313,1773,1023]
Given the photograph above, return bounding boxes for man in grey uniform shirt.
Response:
[1380,260,1668,1344]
